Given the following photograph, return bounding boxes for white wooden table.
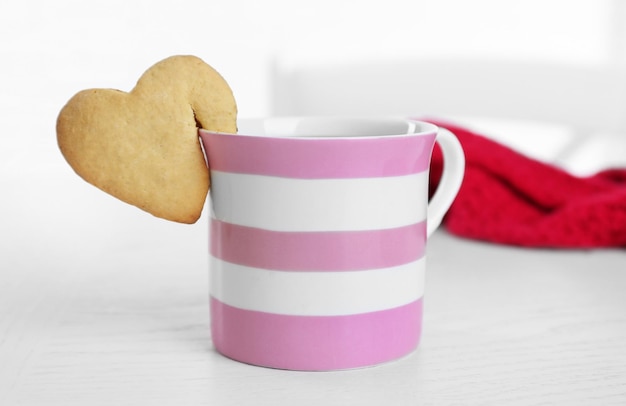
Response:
[1,136,625,406]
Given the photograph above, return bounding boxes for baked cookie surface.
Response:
[57,55,237,223]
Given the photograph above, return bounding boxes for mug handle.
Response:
[426,127,465,237]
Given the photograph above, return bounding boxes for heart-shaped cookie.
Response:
[56,55,237,224]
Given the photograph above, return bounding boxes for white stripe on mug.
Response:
[209,256,425,316]
[210,171,428,232]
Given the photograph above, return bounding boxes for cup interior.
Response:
[236,117,435,139]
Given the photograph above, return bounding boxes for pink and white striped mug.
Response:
[199,117,464,371]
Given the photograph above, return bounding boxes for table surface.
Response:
[2,137,626,406]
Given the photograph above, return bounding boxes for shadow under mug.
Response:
[199,117,465,371]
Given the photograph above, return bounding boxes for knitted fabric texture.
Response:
[426,119,626,248]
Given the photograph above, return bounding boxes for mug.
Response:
[199,117,464,371]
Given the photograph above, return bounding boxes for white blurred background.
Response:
[2,3,625,402]
[1,0,625,173]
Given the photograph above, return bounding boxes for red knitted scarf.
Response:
[427,119,626,248]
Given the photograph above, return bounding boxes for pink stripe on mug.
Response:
[210,218,427,272]
[210,297,423,371]
[200,126,435,179]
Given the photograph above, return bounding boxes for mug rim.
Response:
[199,116,438,140]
